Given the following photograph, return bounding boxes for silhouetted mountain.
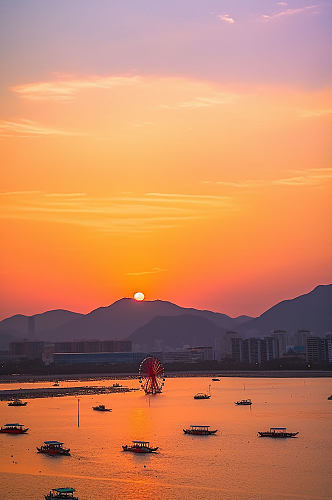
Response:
[0,310,83,348]
[128,314,225,351]
[233,315,254,325]
[0,328,19,350]
[1,284,330,349]
[239,284,332,336]
[46,298,236,341]
[0,310,83,336]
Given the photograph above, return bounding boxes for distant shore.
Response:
[0,369,331,384]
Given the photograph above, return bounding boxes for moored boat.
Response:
[8,399,27,406]
[37,441,71,455]
[122,440,158,453]
[183,425,217,435]
[194,393,210,400]
[45,487,78,499]
[92,404,112,412]
[212,378,220,381]
[0,423,28,434]
[258,427,298,438]
[235,399,252,405]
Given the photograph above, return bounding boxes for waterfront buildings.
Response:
[231,336,279,364]
[306,336,332,363]
[9,339,132,360]
[53,347,214,365]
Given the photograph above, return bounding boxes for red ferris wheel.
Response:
[139,356,165,395]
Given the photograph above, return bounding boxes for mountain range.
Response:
[0,284,331,350]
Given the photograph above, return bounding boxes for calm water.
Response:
[0,377,331,499]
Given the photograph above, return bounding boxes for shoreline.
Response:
[0,369,331,384]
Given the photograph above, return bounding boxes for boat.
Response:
[8,399,27,406]
[235,399,252,405]
[0,423,28,434]
[328,395,332,400]
[122,441,158,453]
[112,383,122,388]
[92,404,112,412]
[53,381,60,387]
[258,427,299,438]
[45,487,78,499]
[37,441,71,455]
[183,425,217,435]
[212,378,220,381]
[194,393,210,400]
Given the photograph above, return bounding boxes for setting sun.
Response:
[133,292,145,301]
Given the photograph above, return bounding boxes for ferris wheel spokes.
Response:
[139,356,165,395]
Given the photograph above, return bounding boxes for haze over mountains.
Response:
[0,284,331,350]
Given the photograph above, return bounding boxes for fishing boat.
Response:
[0,423,28,434]
[92,404,112,412]
[122,440,158,453]
[235,399,252,405]
[37,441,71,455]
[212,378,220,381]
[8,399,27,406]
[194,393,210,400]
[258,427,299,438]
[45,487,78,499]
[183,425,217,435]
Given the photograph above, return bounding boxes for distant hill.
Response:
[128,314,225,351]
[0,310,83,348]
[239,284,332,336]
[45,298,236,341]
[1,284,331,349]
[0,310,83,336]
[233,315,254,325]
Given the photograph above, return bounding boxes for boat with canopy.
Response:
[122,440,158,453]
[0,423,28,434]
[183,425,217,435]
[45,487,78,499]
[258,427,298,438]
[37,441,71,455]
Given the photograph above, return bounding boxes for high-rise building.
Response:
[10,340,44,359]
[294,330,311,347]
[306,336,327,363]
[27,316,36,337]
[326,335,332,363]
[232,336,279,364]
[271,330,288,357]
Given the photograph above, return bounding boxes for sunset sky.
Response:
[1,0,331,319]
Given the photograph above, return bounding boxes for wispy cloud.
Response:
[0,191,235,233]
[162,93,237,110]
[204,168,332,189]
[125,267,167,276]
[0,119,78,137]
[299,108,332,118]
[261,4,319,22]
[217,14,235,24]
[11,75,141,101]
[44,192,86,197]
[0,190,41,196]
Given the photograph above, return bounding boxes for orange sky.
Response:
[1,2,331,319]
